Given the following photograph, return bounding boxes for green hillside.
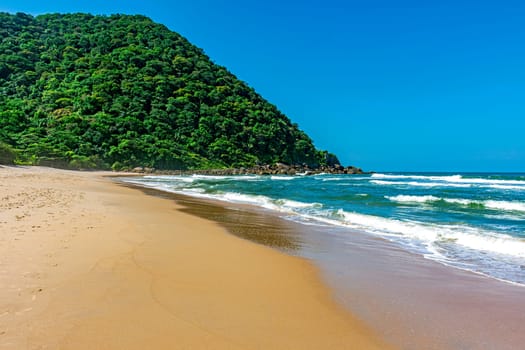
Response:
[0,12,339,169]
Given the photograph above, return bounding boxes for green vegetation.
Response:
[0,12,339,170]
[0,141,16,164]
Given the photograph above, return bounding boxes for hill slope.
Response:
[0,12,339,169]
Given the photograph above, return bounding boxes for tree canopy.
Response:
[0,12,339,169]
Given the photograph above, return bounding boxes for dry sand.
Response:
[0,166,392,349]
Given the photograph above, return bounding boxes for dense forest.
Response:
[0,12,340,170]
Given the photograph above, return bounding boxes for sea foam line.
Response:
[371,180,472,188]
[191,174,261,181]
[333,209,525,258]
[124,177,322,213]
[386,195,525,213]
[372,173,463,181]
[122,176,525,285]
[372,173,525,186]
[270,175,296,180]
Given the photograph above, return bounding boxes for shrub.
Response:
[0,142,17,165]
[69,155,107,170]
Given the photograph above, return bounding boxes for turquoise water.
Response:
[124,172,525,285]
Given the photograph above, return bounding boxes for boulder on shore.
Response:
[132,163,366,176]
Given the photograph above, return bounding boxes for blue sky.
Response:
[2,1,524,171]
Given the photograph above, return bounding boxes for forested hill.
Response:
[0,12,341,170]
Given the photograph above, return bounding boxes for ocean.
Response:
[122,172,525,286]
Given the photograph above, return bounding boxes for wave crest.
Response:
[386,195,525,213]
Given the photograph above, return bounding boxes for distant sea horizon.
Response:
[369,170,525,175]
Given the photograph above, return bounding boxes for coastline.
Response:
[0,166,391,349]
[120,173,525,350]
[301,224,525,350]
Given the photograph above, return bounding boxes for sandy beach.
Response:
[0,166,391,349]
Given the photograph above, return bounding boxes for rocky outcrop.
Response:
[128,163,365,176]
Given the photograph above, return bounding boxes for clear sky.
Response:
[2,0,524,172]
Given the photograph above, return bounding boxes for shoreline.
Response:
[122,163,365,176]
[0,166,391,349]
[304,224,525,350]
[119,173,525,350]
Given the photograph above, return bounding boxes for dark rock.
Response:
[150,163,365,177]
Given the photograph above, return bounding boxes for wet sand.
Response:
[123,178,525,350]
[0,166,391,349]
[291,223,525,350]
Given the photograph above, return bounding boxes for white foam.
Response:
[143,175,195,183]
[372,173,463,181]
[270,175,296,180]
[370,180,398,186]
[372,173,525,186]
[142,174,264,183]
[371,180,471,188]
[319,176,368,182]
[454,178,525,186]
[320,177,347,182]
[220,192,272,205]
[484,200,525,213]
[386,195,441,203]
[275,199,323,209]
[182,188,206,194]
[407,181,472,188]
[484,213,525,222]
[334,209,525,258]
[443,198,475,205]
[387,195,472,205]
[191,174,261,181]
[386,195,525,213]
[447,228,525,258]
[488,184,525,191]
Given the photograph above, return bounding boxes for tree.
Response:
[0,12,337,169]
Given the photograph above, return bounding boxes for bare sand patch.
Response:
[0,166,391,349]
